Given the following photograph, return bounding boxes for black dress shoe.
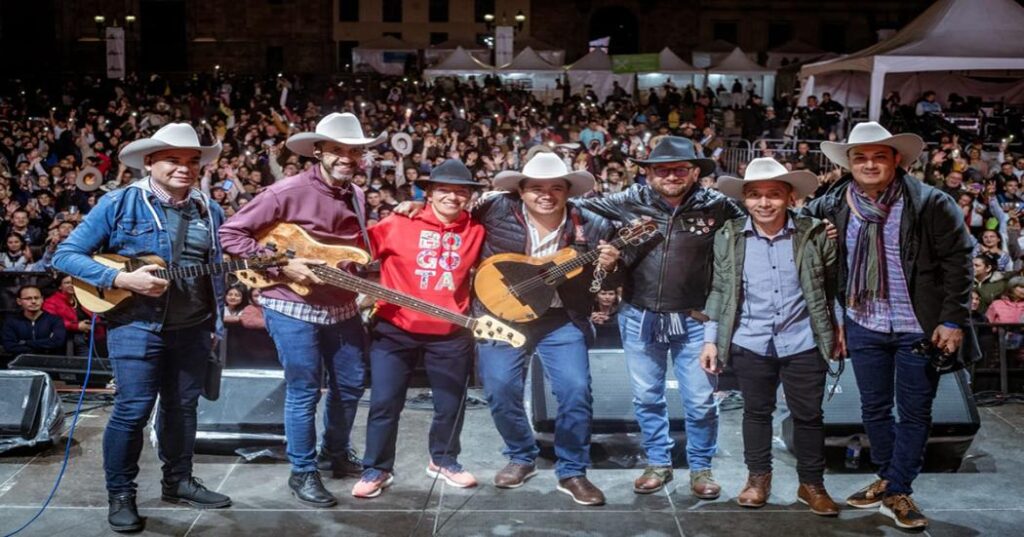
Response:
[289,470,338,507]
[108,492,144,533]
[161,477,232,509]
[317,448,364,478]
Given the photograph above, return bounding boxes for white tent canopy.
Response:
[707,47,776,100]
[498,47,562,97]
[352,36,419,76]
[566,49,634,101]
[423,46,493,81]
[425,38,489,66]
[638,47,702,92]
[692,40,757,69]
[514,37,565,66]
[800,0,1024,120]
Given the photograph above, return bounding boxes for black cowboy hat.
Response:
[632,136,715,177]
[414,159,485,190]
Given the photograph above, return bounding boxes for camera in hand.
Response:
[912,339,959,373]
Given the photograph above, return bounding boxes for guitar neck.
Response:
[153,259,255,281]
[310,265,475,329]
[549,234,631,275]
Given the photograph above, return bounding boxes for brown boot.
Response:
[493,462,537,489]
[798,483,840,516]
[736,472,771,508]
[557,476,606,506]
[689,469,721,500]
[633,466,673,494]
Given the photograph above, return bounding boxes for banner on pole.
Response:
[612,53,660,73]
[106,27,125,80]
[495,26,514,67]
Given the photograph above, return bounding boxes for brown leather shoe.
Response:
[736,472,772,508]
[880,493,928,530]
[690,469,721,500]
[633,466,673,494]
[846,478,888,508]
[798,483,840,516]
[557,476,606,506]
[493,462,538,489]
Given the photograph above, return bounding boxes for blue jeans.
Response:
[477,314,592,479]
[363,320,474,472]
[264,308,366,473]
[618,303,718,469]
[104,323,211,494]
[845,318,937,495]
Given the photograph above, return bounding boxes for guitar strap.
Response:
[568,208,588,251]
[169,205,190,266]
[349,184,378,274]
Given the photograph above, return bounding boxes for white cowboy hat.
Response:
[286,112,387,157]
[493,152,596,197]
[118,123,222,170]
[717,157,818,200]
[820,121,924,170]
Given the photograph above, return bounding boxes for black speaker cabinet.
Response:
[782,362,980,470]
[194,369,286,454]
[529,348,685,434]
[0,373,46,439]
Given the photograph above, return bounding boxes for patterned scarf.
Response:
[846,177,903,308]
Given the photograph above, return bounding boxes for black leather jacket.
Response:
[473,193,618,345]
[574,184,744,312]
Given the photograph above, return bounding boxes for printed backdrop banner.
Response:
[106,27,125,80]
[495,26,514,67]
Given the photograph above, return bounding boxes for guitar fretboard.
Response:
[540,227,649,281]
[310,265,475,329]
[151,259,256,281]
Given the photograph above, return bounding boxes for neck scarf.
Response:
[846,177,903,308]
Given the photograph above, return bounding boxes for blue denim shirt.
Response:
[52,180,227,336]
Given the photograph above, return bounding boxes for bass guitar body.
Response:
[234,222,372,295]
[474,248,583,323]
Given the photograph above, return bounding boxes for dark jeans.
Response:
[845,318,938,496]
[104,323,211,494]
[362,320,474,472]
[731,345,827,484]
[263,309,366,473]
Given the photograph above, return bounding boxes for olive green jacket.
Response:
[703,211,840,365]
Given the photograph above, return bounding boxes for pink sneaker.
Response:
[426,461,478,488]
[351,470,394,498]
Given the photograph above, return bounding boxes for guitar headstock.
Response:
[619,218,662,246]
[473,315,527,348]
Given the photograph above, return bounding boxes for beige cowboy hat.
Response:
[820,121,924,170]
[118,123,222,170]
[493,152,596,197]
[286,112,387,157]
[717,157,818,200]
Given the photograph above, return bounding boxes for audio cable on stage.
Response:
[3,315,97,537]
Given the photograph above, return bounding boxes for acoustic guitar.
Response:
[233,222,527,348]
[73,253,286,313]
[474,220,661,323]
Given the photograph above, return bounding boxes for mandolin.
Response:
[73,253,286,313]
[474,219,661,323]
[233,222,526,348]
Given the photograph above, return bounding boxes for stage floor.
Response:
[1,389,1022,537]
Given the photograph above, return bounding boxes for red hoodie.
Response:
[368,207,485,335]
[42,290,106,340]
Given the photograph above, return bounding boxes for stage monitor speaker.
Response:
[195,369,286,454]
[782,361,980,468]
[529,348,685,434]
[8,354,113,388]
[0,373,46,439]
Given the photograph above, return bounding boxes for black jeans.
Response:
[731,345,827,484]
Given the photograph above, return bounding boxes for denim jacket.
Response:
[52,180,227,336]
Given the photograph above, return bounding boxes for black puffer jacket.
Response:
[574,184,744,313]
[473,193,618,345]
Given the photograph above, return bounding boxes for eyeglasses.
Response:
[651,165,695,178]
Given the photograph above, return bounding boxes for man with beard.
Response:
[219,113,383,508]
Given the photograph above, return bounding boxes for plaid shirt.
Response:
[259,296,359,326]
[149,178,192,209]
[845,197,923,334]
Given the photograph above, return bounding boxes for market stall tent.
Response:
[352,36,420,76]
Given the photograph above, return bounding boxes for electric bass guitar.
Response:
[474,220,661,322]
[73,253,286,313]
[233,222,527,348]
